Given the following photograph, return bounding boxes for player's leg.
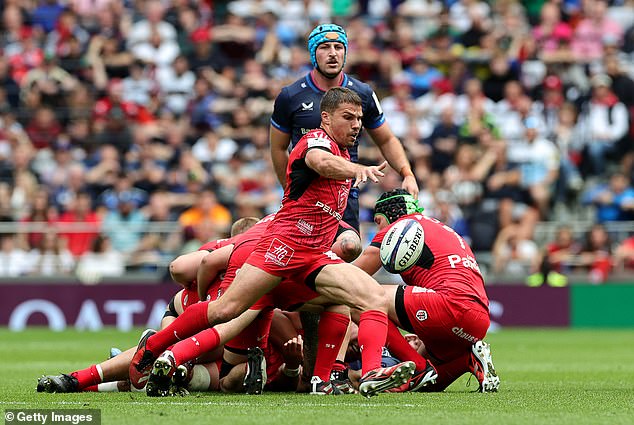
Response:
[312,263,415,397]
[146,309,262,396]
[130,265,281,389]
[310,304,350,395]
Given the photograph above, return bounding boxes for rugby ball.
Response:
[379,218,425,273]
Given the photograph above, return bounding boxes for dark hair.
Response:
[374,189,424,224]
[320,87,362,114]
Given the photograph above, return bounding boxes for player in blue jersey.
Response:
[270,23,418,235]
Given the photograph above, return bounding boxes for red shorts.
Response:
[246,234,344,285]
[181,287,200,310]
[395,285,490,363]
[263,342,284,385]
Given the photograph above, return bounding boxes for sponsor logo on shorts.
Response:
[415,310,428,321]
[452,327,477,343]
[183,294,189,305]
[411,287,435,293]
[265,238,295,267]
[296,219,314,235]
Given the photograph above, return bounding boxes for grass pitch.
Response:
[1,328,633,425]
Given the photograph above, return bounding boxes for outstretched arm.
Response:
[367,124,418,197]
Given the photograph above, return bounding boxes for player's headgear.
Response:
[374,189,424,224]
[307,24,348,68]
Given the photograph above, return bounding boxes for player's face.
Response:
[326,103,362,148]
[315,42,345,77]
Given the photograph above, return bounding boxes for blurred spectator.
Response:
[532,2,574,62]
[75,234,125,283]
[506,116,560,217]
[19,189,59,249]
[571,0,623,64]
[98,172,148,211]
[156,55,195,116]
[582,171,634,222]
[44,9,90,60]
[0,57,20,109]
[577,223,613,284]
[31,0,65,34]
[614,234,634,271]
[551,102,584,204]
[423,105,460,175]
[0,233,31,277]
[122,60,156,107]
[526,225,580,287]
[492,223,539,275]
[580,74,629,177]
[25,106,62,150]
[28,231,75,276]
[102,192,148,254]
[127,0,179,69]
[178,188,232,236]
[20,55,78,109]
[57,191,101,257]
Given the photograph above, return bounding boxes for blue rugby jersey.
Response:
[270,72,385,164]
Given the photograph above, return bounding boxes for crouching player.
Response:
[353,189,500,392]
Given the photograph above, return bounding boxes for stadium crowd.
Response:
[1,0,634,283]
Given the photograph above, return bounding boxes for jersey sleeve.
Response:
[370,227,387,248]
[305,132,335,153]
[270,87,292,134]
[362,89,386,130]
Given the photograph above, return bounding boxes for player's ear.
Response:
[321,110,330,126]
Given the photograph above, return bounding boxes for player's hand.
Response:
[402,174,419,198]
[353,161,387,188]
[282,335,304,369]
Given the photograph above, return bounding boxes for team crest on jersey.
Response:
[265,238,295,267]
[302,101,314,111]
[415,310,428,321]
[337,184,349,212]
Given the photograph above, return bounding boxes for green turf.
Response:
[1,328,633,425]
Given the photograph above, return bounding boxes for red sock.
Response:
[332,360,347,372]
[312,312,350,382]
[147,301,210,354]
[71,364,101,391]
[358,310,388,375]
[385,320,428,370]
[424,353,471,392]
[171,328,220,365]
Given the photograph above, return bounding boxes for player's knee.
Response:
[209,301,241,325]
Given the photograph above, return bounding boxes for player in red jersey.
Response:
[353,189,500,392]
[168,216,261,288]
[145,211,354,396]
[131,87,422,398]
[35,218,262,394]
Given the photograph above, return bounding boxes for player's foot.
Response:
[36,374,78,393]
[408,363,438,392]
[172,361,193,389]
[129,329,157,390]
[310,377,343,395]
[330,368,356,394]
[146,350,177,397]
[243,347,267,395]
[358,361,416,398]
[470,341,500,393]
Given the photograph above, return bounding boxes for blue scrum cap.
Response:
[307,24,348,68]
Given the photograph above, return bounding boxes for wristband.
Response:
[282,366,301,377]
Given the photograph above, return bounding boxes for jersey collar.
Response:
[306,72,348,94]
